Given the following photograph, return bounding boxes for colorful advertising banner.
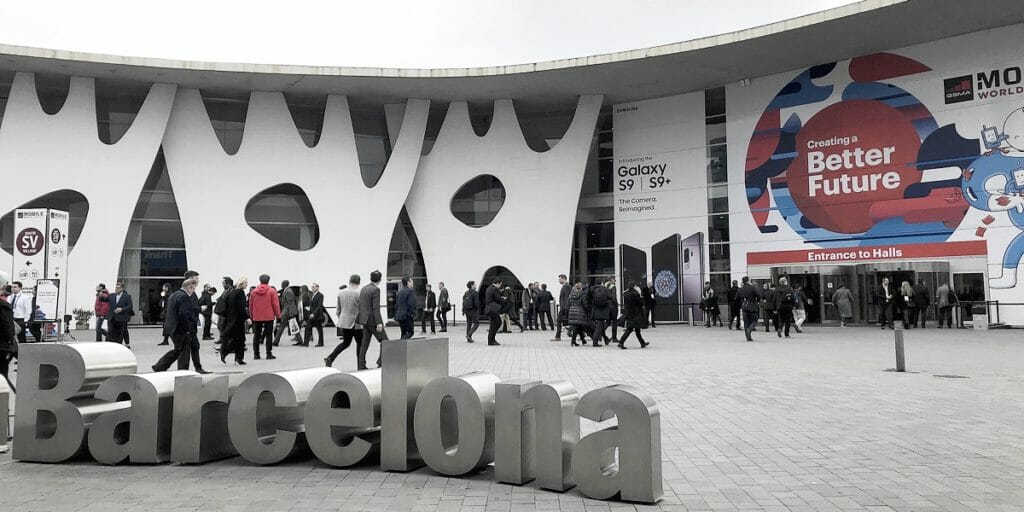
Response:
[727,23,1024,323]
[613,93,708,317]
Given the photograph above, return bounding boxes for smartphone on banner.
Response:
[651,235,681,322]
[618,244,647,295]
[680,233,706,322]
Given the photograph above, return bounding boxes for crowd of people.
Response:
[0,266,975,386]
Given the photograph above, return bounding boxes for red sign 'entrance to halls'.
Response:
[747,240,987,266]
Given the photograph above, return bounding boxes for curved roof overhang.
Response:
[1,0,1022,112]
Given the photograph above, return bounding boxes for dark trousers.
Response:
[878,303,893,327]
[95,316,107,341]
[154,332,202,371]
[421,310,436,333]
[778,307,793,336]
[729,305,741,329]
[609,313,618,341]
[593,319,608,344]
[555,309,567,338]
[538,309,553,330]
[358,325,387,370]
[465,311,480,340]
[274,316,300,344]
[437,308,448,331]
[221,335,245,362]
[327,328,360,366]
[304,319,324,345]
[107,319,129,345]
[619,324,645,346]
[398,318,414,339]
[525,307,537,329]
[252,320,274,357]
[570,323,589,344]
[939,306,953,327]
[743,309,758,340]
[202,314,213,339]
[0,352,12,385]
[916,307,927,328]
[645,304,657,326]
[487,312,501,344]
[764,309,778,332]
[29,322,42,342]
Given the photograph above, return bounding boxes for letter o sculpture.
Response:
[413,372,500,475]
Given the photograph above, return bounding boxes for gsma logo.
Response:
[944,75,974,104]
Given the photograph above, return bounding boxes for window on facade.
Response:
[707,184,729,214]
[596,113,614,194]
[386,207,428,310]
[0,190,89,255]
[707,144,728,184]
[35,73,70,115]
[450,174,506,227]
[709,244,731,272]
[119,149,189,324]
[244,183,319,251]
[202,93,248,155]
[709,214,730,243]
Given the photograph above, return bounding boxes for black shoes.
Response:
[618,342,626,350]
[237,360,246,365]
[488,341,500,346]
[640,342,649,348]
[196,368,212,375]
[777,331,782,338]
[157,342,169,346]
[324,357,333,367]
[267,354,276,360]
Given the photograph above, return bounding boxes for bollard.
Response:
[894,328,906,372]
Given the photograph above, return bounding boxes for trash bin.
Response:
[972,303,988,330]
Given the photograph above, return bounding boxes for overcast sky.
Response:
[1,0,860,68]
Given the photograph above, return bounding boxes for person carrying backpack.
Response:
[773,277,797,338]
[589,281,611,346]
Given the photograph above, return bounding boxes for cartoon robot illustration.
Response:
[962,118,1024,288]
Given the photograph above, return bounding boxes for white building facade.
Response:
[3,0,1024,326]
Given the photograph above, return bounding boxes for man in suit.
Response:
[198,284,215,340]
[936,282,955,328]
[421,284,437,334]
[357,270,388,370]
[303,282,325,346]
[436,282,450,333]
[326,274,361,368]
[463,281,480,343]
[553,274,571,341]
[877,277,895,329]
[521,284,536,330]
[912,278,931,328]
[395,276,417,339]
[105,282,134,346]
[485,279,504,346]
[535,283,553,331]
[153,278,209,373]
[641,280,657,328]
[273,279,301,346]
[7,281,32,345]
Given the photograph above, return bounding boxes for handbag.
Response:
[616,314,627,328]
[288,317,300,335]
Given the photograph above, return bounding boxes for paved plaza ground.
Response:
[1,322,1022,511]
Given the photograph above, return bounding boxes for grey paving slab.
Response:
[1,324,1022,511]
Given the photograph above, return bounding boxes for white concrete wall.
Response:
[0,73,175,314]
[405,96,603,301]
[161,90,428,296]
